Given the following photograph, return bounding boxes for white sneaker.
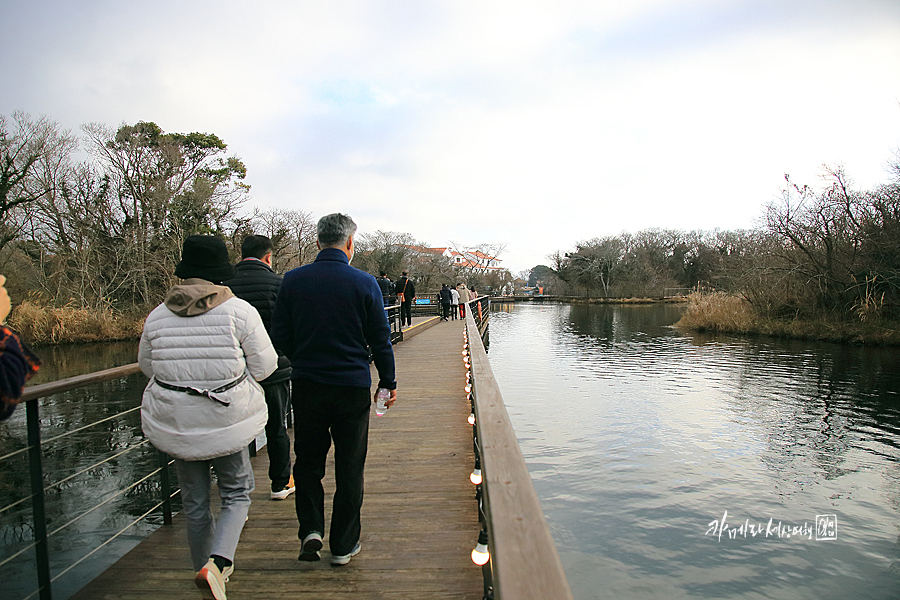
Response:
[195,559,227,600]
[330,542,361,566]
[299,532,323,561]
[270,475,295,500]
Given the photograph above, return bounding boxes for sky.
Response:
[3,0,900,275]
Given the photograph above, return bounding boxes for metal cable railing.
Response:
[385,303,403,343]
[0,364,177,600]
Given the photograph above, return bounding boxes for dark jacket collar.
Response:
[236,257,274,272]
[315,248,350,264]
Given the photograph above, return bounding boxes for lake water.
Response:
[4,305,900,599]
[485,302,900,600]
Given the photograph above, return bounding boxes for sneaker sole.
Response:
[270,487,295,500]
[330,543,361,566]
[299,534,323,561]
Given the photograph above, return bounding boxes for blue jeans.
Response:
[175,448,254,570]
[291,378,370,556]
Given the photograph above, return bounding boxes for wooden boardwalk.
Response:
[71,316,484,599]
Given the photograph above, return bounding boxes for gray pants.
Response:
[175,448,254,570]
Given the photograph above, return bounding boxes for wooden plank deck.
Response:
[71,316,484,599]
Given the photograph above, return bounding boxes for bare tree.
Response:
[0,112,77,253]
[764,170,866,313]
[245,207,318,272]
[354,230,420,277]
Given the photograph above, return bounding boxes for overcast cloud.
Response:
[3,0,900,273]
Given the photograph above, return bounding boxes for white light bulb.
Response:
[470,468,482,485]
[468,413,476,425]
[471,541,490,565]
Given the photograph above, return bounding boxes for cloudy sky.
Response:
[3,1,900,274]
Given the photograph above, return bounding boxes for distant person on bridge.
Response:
[376,271,394,306]
[395,271,416,326]
[139,235,278,600]
[439,284,452,321]
[450,284,460,320]
[457,283,470,318]
[271,213,397,566]
[225,235,295,502]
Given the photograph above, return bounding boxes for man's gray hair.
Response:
[317,213,358,248]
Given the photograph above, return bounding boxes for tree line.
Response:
[1,113,514,317]
[8,111,895,326]
[542,160,900,323]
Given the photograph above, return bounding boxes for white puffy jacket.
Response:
[139,279,278,461]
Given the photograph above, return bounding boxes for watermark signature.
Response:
[705,511,837,542]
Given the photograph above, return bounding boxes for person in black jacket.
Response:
[224,235,295,500]
[394,271,416,327]
[375,272,394,306]
[438,283,452,321]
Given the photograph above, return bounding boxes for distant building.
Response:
[400,245,503,271]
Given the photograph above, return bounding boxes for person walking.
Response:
[395,271,416,327]
[439,284,452,321]
[271,213,397,566]
[456,283,470,319]
[450,285,460,320]
[139,235,278,600]
[375,271,394,306]
[224,234,295,501]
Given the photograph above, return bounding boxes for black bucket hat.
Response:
[174,235,236,282]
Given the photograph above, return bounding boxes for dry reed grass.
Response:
[676,291,900,345]
[675,291,756,333]
[9,301,145,346]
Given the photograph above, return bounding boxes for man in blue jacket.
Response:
[271,213,397,566]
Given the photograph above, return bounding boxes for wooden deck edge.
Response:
[401,316,441,339]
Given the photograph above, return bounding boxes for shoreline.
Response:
[674,318,900,346]
[496,295,900,346]
[15,296,900,347]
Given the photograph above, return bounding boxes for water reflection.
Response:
[0,340,179,600]
[487,302,900,600]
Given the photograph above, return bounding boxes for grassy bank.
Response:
[9,301,145,346]
[675,292,900,345]
[568,296,688,305]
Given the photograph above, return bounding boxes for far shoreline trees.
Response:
[547,159,900,326]
[0,112,517,328]
[4,111,897,337]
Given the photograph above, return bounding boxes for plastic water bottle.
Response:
[375,388,390,416]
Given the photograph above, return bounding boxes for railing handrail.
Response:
[20,363,143,403]
[464,298,573,600]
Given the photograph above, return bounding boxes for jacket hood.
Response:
[164,278,235,316]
